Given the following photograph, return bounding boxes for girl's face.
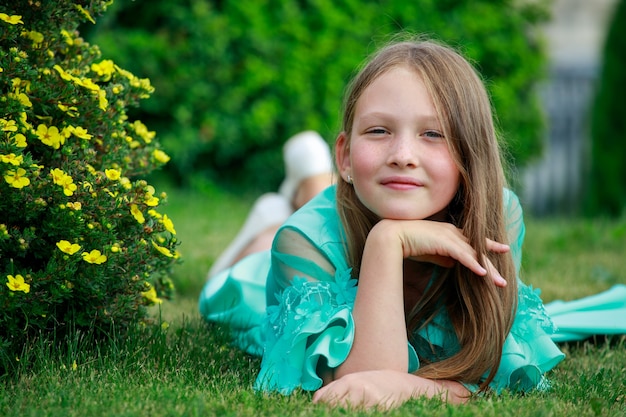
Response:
[336,66,460,221]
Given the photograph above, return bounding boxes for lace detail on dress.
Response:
[266,267,357,339]
[514,283,558,337]
[256,267,357,393]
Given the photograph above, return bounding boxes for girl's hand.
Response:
[378,219,510,287]
[312,370,469,410]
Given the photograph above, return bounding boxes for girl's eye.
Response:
[367,128,388,135]
[423,130,444,139]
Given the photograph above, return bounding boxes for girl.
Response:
[200,37,564,410]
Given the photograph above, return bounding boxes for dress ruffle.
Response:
[486,282,565,392]
[254,270,357,393]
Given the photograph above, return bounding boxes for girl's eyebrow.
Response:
[357,112,440,125]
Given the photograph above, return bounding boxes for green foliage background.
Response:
[586,0,626,217]
[85,0,551,192]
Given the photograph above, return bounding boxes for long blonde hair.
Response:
[335,38,518,391]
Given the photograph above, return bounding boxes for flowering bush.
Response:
[0,0,179,370]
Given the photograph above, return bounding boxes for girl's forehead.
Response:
[357,67,433,108]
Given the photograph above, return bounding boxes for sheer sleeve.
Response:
[504,188,525,275]
[255,226,358,394]
[268,227,337,296]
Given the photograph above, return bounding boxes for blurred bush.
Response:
[85,0,551,192]
[0,0,179,372]
[586,0,626,217]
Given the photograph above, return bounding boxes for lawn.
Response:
[1,181,625,417]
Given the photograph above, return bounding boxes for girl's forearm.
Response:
[334,221,408,378]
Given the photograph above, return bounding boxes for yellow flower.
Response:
[0,13,24,25]
[6,274,30,293]
[60,30,74,46]
[62,182,77,196]
[91,60,115,81]
[61,126,74,137]
[1,119,18,132]
[75,76,99,91]
[4,168,30,188]
[71,126,92,140]
[148,209,162,219]
[36,124,65,149]
[58,104,79,117]
[11,92,32,107]
[56,240,81,255]
[81,250,107,264]
[152,149,170,164]
[51,168,77,196]
[53,64,73,81]
[140,283,162,305]
[161,214,176,235]
[51,168,68,185]
[132,120,155,143]
[1,153,23,166]
[11,77,26,90]
[13,133,27,147]
[18,112,31,130]
[66,202,82,210]
[144,193,159,206]
[105,168,121,181]
[130,204,145,224]
[151,241,174,258]
[119,177,131,190]
[97,89,108,111]
[23,30,44,44]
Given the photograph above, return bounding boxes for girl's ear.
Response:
[334,132,351,182]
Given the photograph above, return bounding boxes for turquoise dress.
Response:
[199,185,566,395]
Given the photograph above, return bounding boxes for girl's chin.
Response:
[373,207,448,221]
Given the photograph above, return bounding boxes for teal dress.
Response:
[199,185,566,395]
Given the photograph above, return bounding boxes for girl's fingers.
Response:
[400,222,509,284]
[484,239,508,287]
[483,256,507,287]
[486,238,510,253]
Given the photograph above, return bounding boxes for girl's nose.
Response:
[387,133,418,168]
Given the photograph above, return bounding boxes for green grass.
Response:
[1,181,625,416]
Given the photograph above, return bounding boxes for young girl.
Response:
[199,37,565,409]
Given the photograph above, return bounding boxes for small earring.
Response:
[347,175,353,184]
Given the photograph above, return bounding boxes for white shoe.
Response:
[207,193,292,278]
[278,131,332,204]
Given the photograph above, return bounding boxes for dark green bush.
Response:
[86,0,551,192]
[586,0,626,217]
[0,0,179,373]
